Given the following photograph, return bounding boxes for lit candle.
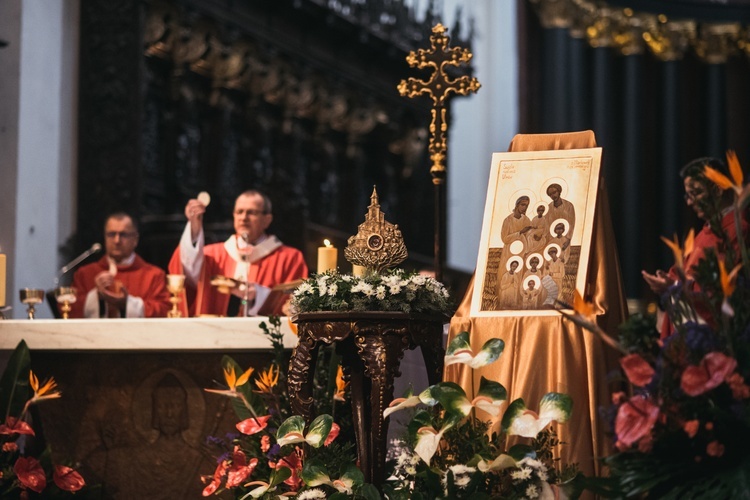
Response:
[0,252,5,308]
[352,264,365,277]
[317,239,337,274]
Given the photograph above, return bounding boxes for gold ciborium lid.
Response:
[344,186,408,273]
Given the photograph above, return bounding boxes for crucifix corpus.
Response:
[398,23,480,282]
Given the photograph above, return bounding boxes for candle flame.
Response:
[324,239,332,247]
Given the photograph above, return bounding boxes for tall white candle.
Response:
[317,239,337,274]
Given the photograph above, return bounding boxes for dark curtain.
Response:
[518,0,750,299]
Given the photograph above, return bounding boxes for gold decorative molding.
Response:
[529,0,748,62]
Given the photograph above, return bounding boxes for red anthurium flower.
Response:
[202,460,228,496]
[14,456,46,493]
[236,415,272,435]
[614,395,660,448]
[680,352,737,396]
[620,354,655,387]
[0,417,35,436]
[276,448,303,490]
[53,465,85,492]
[226,447,258,489]
[324,422,340,446]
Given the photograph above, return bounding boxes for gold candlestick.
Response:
[54,286,77,320]
[19,288,45,320]
[166,274,185,318]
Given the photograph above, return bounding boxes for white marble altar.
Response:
[0,316,299,351]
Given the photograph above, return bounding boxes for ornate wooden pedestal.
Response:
[289,311,445,487]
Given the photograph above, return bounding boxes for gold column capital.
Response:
[642,16,696,62]
[695,22,741,64]
[529,0,573,30]
[612,9,647,56]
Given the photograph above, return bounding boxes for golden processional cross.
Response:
[398,23,480,281]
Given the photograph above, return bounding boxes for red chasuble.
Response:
[70,255,171,318]
[168,240,308,317]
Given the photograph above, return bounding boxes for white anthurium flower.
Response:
[383,386,438,418]
[445,331,505,368]
[476,453,517,472]
[502,393,573,438]
[414,425,446,465]
[276,414,333,448]
[331,465,364,494]
[471,377,508,417]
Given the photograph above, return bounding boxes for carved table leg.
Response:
[287,328,320,421]
[354,327,410,487]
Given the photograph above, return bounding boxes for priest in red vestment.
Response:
[642,157,749,338]
[71,213,171,318]
[168,190,308,317]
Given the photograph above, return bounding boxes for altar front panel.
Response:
[0,318,297,499]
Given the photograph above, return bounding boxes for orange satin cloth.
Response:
[446,131,627,480]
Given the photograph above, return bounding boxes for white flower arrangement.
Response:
[290,269,452,316]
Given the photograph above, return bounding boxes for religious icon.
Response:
[472,148,602,317]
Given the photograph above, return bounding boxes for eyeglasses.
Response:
[234,209,269,217]
[105,231,137,239]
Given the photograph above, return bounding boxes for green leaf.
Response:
[539,392,573,424]
[0,340,31,419]
[473,377,507,417]
[408,409,434,441]
[276,415,306,446]
[305,414,334,448]
[446,331,471,356]
[470,338,505,368]
[507,444,536,461]
[340,463,365,487]
[357,483,382,500]
[300,459,331,487]
[269,467,292,487]
[500,398,526,434]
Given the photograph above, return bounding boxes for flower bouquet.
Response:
[563,152,750,498]
[289,269,452,316]
[0,340,87,498]
[201,317,379,499]
[380,331,578,499]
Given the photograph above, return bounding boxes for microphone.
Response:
[60,243,102,276]
[240,232,250,243]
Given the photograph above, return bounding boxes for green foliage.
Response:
[0,339,30,419]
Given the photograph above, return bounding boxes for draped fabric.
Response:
[446,131,627,482]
